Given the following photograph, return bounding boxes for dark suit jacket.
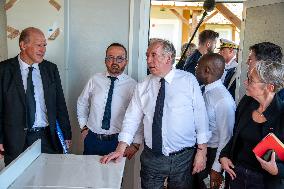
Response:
[0,56,72,164]
[223,67,236,100]
[183,49,202,76]
[220,94,284,189]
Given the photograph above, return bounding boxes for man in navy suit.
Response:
[219,38,239,100]
[0,27,72,166]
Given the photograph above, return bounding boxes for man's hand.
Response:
[81,128,89,141]
[100,142,128,164]
[192,144,207,174]
[210,169,223,189]
[0,144,4,159]
[256,152,278,175]
[220,157,236,180]
[124,143,140,160]
[65,140,72,149]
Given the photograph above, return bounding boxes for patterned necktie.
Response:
[26,66,36,129]
[101,76,117,130]
[152,78,165,155]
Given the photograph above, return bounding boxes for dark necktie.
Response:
[101,76,117,130]
[201,85,205,95]
[26,66,36,129]
[152,78,165,155]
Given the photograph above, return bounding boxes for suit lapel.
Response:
[39,61,49,107]
[11,57,26,106]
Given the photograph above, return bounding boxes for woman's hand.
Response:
[256,152,278,175]
[220,157,236,180]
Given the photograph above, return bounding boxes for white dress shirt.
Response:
[18,56,48,128]
[119,69,211,156]
[203,79,236,172]
[221,56,238,82]
[77,72,142,143]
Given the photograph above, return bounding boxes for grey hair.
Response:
[256,59,284,92]
[149,38,176,64]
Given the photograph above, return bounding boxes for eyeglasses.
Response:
[105,56,127,63]
[246,72,266,85]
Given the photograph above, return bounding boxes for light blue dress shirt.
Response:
[18,56,48,128]
[203,79,236,172]
[119,69,211,156]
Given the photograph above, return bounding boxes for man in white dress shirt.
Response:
[77,43,141,158]
[195,53,236,189]
[101,39,210,189]
[219,38,239,99]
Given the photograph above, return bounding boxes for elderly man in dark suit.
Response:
[0,27,72,166]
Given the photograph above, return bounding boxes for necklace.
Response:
[255,109,264,117]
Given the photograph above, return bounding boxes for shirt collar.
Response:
[204,79,223,94]
[225,56,237,70]
[105,72,125,81]
[18,55,39,71]
[163,68,175,84]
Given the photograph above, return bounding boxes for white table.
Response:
[0,140,125,189]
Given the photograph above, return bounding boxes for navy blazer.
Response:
[0,56,72,164]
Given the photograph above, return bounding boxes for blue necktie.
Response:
[101,76,117,130]
[152,78,165,155]
[26,66,36,129]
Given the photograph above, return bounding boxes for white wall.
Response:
[150,18,182,56]
[6,0,66,90]
[237,0,284,101]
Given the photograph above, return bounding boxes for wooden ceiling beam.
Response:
[152,5,204,11]
[215,3,241,29]
[200,10,219,26]
[169,8,190,28]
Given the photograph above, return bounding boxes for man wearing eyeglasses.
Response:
[77,43,142,158]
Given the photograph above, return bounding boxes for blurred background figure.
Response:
[176,42,197,70]
[219,38,239,100]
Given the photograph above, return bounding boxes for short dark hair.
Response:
[106,43,127,58]
[202,53,225,79]
[249,42,283,62]
[198,30,219,45]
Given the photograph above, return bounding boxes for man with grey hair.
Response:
[101,38,210,189]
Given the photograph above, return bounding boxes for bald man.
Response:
[0,27,72,166]
[195,53,236,189]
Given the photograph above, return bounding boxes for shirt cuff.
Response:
[132,135,143,144]
[78,118,87,129]
[212,160,222,173]
[118,132,134,145]
[196,131,211,144]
